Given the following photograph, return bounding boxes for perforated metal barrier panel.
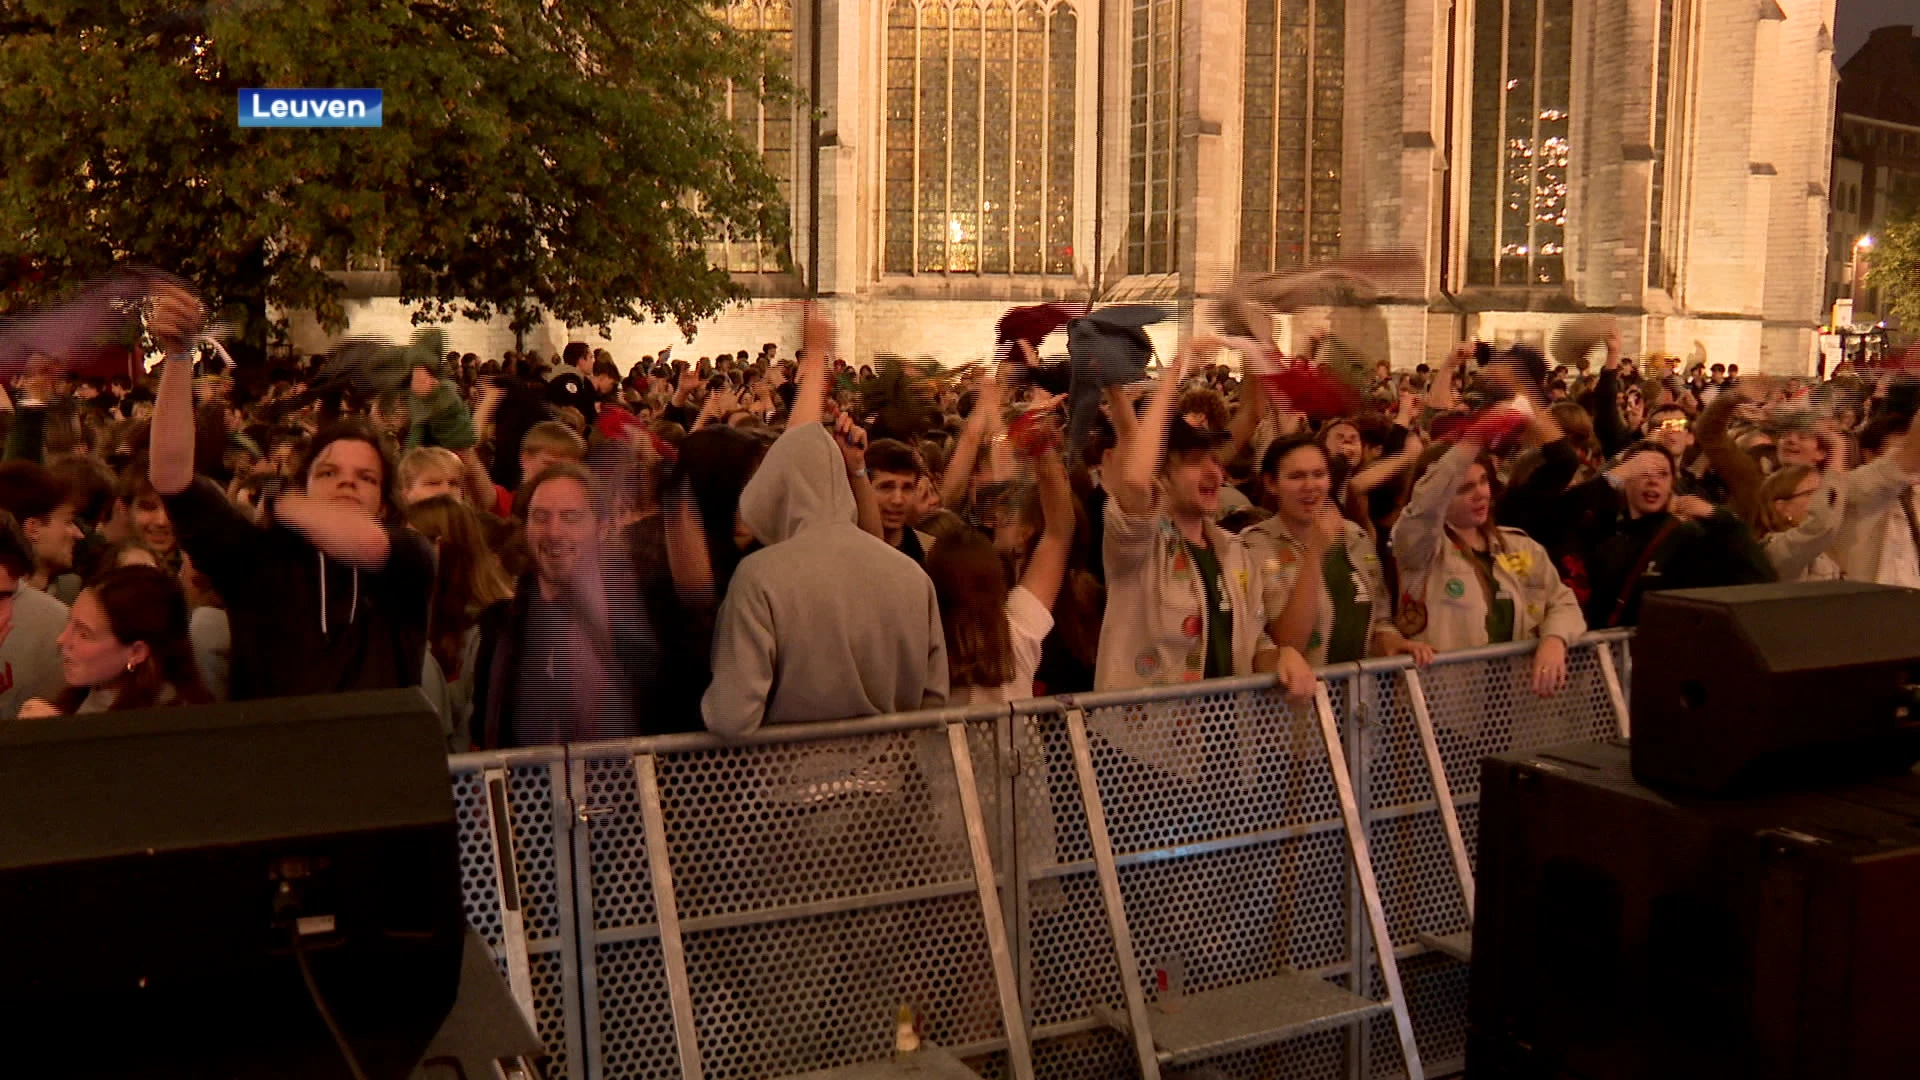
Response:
[446,633,1631,1080]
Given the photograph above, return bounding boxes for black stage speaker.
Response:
[1631,581,1920,795]
[1468,739,1920,1080]
[0,690,466,1078]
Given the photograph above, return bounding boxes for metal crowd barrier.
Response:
[449,631,1633,1080]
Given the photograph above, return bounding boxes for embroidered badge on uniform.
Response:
[1278,547,1298,565]
[1135,652,1159,678]
[1396,595,1428,637]
[1444,578,1466,599]
[1263,557,1282,576]
[1181,615,1201,638]
[1495,550,1533,577]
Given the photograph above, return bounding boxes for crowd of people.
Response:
[0,281,1915,751]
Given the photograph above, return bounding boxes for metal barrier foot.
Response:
[771,1043,982,1080]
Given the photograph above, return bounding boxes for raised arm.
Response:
[1693,384,1764,522]
[1266,512,1334,654]
[663,479,717,608]
[1350,429,1425,499]
[1018,447,1076,611]
[940,370,1001,512]
[1391,438,1480,573]
[787,304,833,429]
[147,287,206,497]
[270,492,393,569]
[1221,355,1266,461]
[1426,343,1470,413]
[1113,337,1214,517]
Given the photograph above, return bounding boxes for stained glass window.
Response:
[1127,0,1179,275]
[717,0,796,274]
[1239,0,1343,271]
[1647,0,1680,289]
[1465,0,1572,288]
[883,0,1079,275]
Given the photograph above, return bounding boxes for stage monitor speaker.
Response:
[1631,581,1920,795]
[0,689,466,1079]
[1469,739,1920,1080]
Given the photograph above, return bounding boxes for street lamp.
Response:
[1851,235,1875,310]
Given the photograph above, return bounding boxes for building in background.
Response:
[291,0,1843,374]
[1826,24,1920,326]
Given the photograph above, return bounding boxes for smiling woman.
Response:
[18,566,213,717]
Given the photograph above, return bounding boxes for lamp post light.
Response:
[1851,235,1875,310]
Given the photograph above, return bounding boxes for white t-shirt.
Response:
[952,585,1055,706]
[1879,487,1920,588]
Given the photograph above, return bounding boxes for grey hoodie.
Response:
[702,423,949,736]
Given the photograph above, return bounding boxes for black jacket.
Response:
[1582,505,1775,628]
[164,478,432,701]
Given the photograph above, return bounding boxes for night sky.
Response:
[1834,0,1912,67]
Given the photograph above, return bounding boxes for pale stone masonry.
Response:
[289,0,1840,376]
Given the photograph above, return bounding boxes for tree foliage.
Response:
[0,0,793,356]
[1864,193,1920,339]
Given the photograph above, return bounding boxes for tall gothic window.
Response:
[884,0,1078,275]
[1126,0,1179,275]
[1647,0,1681,289]
[1466,0,1572,287]
[718,0,796,273]
[1240,0,1343,271]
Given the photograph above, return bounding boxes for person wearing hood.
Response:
[144,285,432,700]
[702,310,946,737]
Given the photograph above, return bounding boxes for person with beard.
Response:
[473,462,658,747]
[1094,339,1281,692]
[1392,412,1586,696]
[144,284,433,700]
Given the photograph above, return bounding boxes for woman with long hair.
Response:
[1749,461,1845,582]
[407,495,515,748]
[927,442,1075,704]
[1391,413,1587,696]
[17,565,212,716]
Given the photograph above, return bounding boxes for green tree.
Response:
[1864,195,1920,339]
[0,0,792,361]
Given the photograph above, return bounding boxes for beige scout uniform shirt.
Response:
[1389,442,1586,652]
[1096,487,1275,691]
[1240,514,1390,667]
